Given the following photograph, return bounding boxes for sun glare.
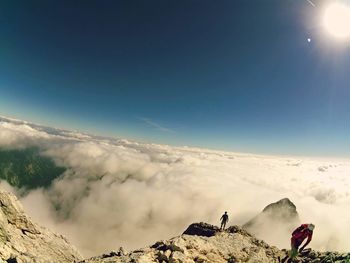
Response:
[323,2,350,39]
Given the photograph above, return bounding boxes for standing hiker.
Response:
[220,211,229,230]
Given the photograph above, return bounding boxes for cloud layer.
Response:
[1,117,350,257]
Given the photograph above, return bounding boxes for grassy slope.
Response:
[0,147,65,189]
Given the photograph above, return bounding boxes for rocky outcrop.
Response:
[244,198,299,228]
[182,222,219,237]
[0,191,82,262]
[243,198,300,240]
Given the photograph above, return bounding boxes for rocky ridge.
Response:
[80,222,350,263]
[0,191,82,262]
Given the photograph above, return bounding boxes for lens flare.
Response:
[323,2,350,39]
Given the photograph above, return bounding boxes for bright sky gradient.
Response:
[1,0,350,156]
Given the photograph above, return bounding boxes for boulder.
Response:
[182,222,219,237]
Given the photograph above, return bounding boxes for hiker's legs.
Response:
[282,241,298,263]
[220,221,226,230]
[289,244,299,261]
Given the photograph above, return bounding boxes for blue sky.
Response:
[1,0,350,156]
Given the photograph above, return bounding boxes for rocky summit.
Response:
[244,198,300,231]
[81,223,284,263]
[79,222,350,263]
[0,191,82,263]
[243,198,300,248]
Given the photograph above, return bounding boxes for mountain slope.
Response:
[0,147,65,190]
[0,191,82,262]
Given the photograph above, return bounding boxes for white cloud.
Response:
[1,117,350,257]
[0,122,50,148]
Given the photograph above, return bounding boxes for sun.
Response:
[323,2,350,39]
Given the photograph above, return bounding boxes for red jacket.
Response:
[291,224,313,246]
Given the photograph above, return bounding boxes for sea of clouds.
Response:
[1,116,350,257]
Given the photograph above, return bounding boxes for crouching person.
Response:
[284,223,315,262]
